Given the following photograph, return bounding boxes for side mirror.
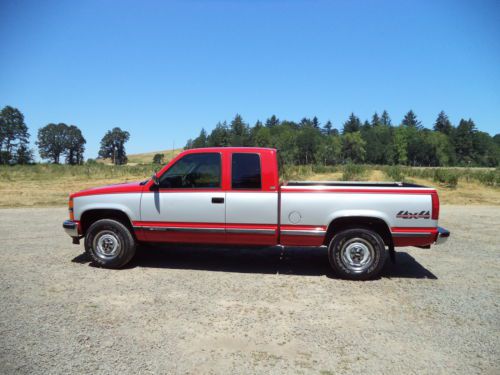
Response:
[151,173,160,186]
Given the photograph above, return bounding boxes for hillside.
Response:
[126,148,183,164]
[99,148,183,165]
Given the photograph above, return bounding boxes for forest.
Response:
[185,111,499,167]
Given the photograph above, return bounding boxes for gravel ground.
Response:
[0,206,498,374]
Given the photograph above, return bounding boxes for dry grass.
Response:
[0,164,498,208]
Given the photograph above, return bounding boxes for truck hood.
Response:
[70,181,145,198]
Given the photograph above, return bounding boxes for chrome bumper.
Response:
[435,226,450,245]
[63,220,79,238]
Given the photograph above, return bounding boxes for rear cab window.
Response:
[231,153,262,189]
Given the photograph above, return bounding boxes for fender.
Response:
[73,193,142,222]
[326,209,392,230]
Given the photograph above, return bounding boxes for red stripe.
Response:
[391,227,437,232]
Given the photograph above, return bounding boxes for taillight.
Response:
[69,197,74,221]
[431,192,440,220]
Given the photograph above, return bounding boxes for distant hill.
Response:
[127,149,183,164]
[98,148,183,165]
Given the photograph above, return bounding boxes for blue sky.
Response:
[1,0,499,159]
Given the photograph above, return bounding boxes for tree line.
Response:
[0,105,130,165]
[186,111,500,167]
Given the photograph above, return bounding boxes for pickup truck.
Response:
[63,147,449,280]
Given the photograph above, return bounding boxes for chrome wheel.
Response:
[340,238,374,273]
[93,230,121,260]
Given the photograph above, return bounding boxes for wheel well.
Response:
[80,209,134,236]
[324,216,392,246]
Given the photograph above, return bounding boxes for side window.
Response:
[232,153,262,189]
[159,153,221,188]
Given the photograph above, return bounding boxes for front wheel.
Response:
[84,219,136,269]
[328,228,387,280]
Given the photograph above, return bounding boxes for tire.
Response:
[84,219,136,269]
[328,228,387,280]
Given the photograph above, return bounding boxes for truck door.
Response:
[225,152,278,245]
[139,152,226,244]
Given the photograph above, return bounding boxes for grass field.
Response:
[0,158,498,207]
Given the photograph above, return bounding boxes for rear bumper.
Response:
[63,220,79,238]
[435,226,450,245]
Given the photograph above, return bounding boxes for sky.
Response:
[1,0,499,159]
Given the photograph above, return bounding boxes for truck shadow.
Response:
[73,245,437,280]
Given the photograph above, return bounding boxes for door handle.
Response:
[211,197,224,204]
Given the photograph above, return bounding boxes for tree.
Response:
[453,119,476,164]
[323,120,333,135]
[207,121,230,146]
[253,126,272,147]
[14,144,33,165]
[315,134,341,165]
[341,132,366,163]
[265,115,280,128]
[433,111,453,135]
[0,106,31,164]
[37,123,68,164]
[380,110,392,126]
[37,123,86,164]
[192,128,208,148]
[342,113,361,133]
[312,116,320,129]
[393,126,408,165]
[296,126,321,164]
[402,110,423,129]
[153,153,165,164]
[65,125,86,165]
[361,124,394,164]
[371,112,381,127]
[98,127,130,165]
[229,114,250,146]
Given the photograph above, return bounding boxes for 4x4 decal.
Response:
[396,210,430,219]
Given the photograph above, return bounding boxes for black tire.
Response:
[84,219,136,269]
[328,228,387,280]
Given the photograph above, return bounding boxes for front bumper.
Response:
[63,220,79,238]
[435,226,450,245]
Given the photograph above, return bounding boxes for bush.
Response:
[384,166,405,181]
[342,164,366,181]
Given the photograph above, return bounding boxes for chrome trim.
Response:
[280,229,326,237]
[133,226,225,233]
[226,228,276,235]
[63,220,79,237]
[391,232,431,238]
[435,226,450,245]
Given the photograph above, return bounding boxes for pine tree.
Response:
[323,120,333,135]
[371,112,381,127]
[265,115,280,128]
[380,110,392,126]
[433,111,453,135]
[342,113,361,133]
[402,110,423,129]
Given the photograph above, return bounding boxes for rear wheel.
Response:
[84,219,136,269]
[328,228,387,280]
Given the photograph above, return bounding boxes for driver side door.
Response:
[139,152,226,244]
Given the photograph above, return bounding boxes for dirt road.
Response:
[0,206,498,374]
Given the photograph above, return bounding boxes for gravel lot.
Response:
[0,206,498,374]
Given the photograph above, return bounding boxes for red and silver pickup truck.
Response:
[63,147,449,280]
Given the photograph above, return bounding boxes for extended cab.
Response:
[63,147,449,280]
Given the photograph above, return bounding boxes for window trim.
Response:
[231,152,262,190]
[157,152,223,190]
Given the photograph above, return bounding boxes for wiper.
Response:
[139,179,149,186]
